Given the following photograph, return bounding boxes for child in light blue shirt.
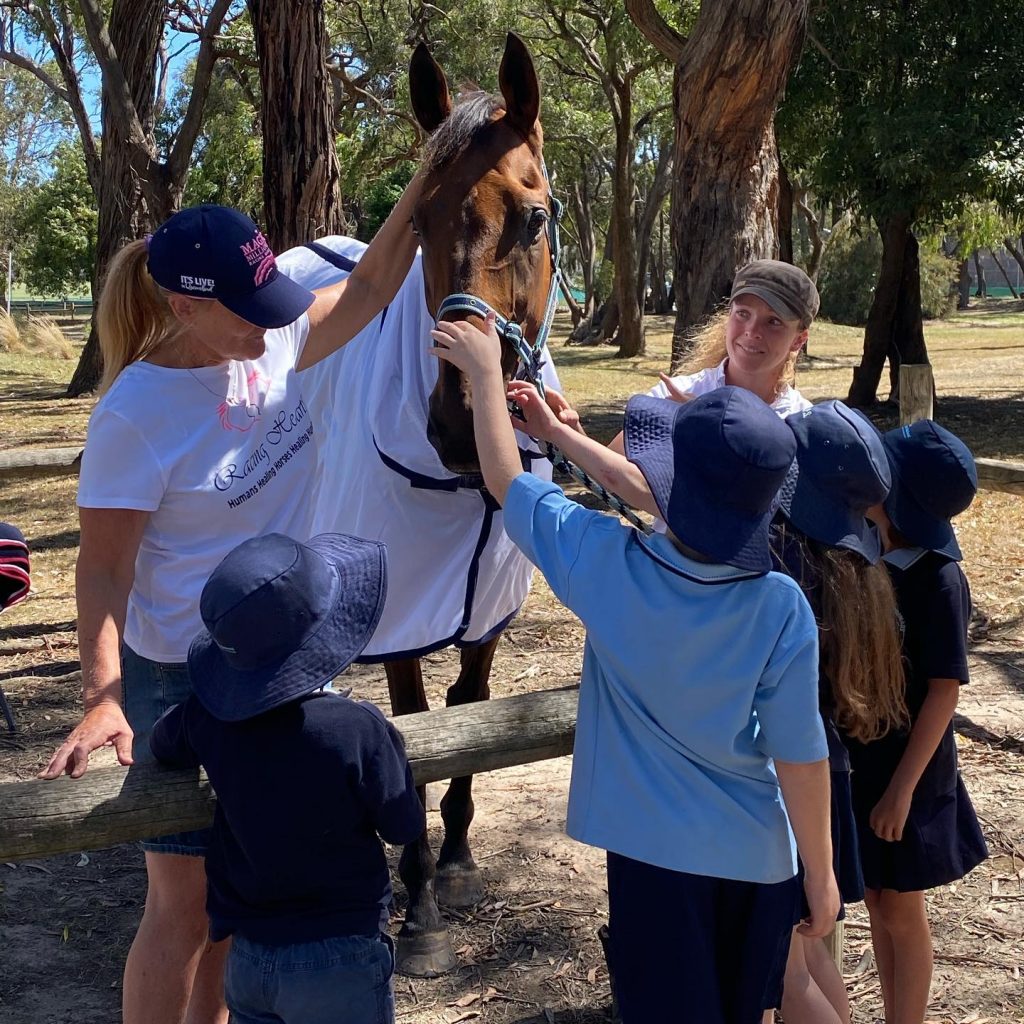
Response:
[430,316,837,1024]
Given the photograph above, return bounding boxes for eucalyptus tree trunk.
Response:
[68,0,163,397]
[847,212,930,408]
[626,0,808,372]
[248,0,345,252]
[973,249,987,297]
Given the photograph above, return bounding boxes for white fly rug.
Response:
[277,236,560,660]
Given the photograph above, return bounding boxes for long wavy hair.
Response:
[778,527,908,743]
[675,306,801,398]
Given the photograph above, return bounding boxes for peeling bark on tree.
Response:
[628,0,808,372]
[248,0,345,253]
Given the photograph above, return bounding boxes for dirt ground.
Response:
[1,305,1023,1023]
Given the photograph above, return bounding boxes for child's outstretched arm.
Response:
[430,315,534,505]
[774,759,840,938]
[870,678,959,842]
[507,381,659,517]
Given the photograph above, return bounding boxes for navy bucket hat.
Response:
[148,205,315,329]
[780,400,891,563]
[188,532,387,722]
[0,522,30,610]
[881,420,977,561]
[624,386,796,572]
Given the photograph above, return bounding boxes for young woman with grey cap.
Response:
[38,180,422,1024]
[532,260,820,516]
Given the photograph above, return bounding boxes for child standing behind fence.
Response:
[151,531,424,1024]
[431,314,839,1024]
[845,420,988,1024]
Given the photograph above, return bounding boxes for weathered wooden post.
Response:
[899,364,934,425]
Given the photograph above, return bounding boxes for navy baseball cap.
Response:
[624,386,797,572]
[0,522,30,610]
[188,532,387,722]
[780,401,891,563]
[147,206,315,329]
[881,420,977,561]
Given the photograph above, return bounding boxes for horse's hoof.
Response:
[435,863,485,908]
[395,929,458,977]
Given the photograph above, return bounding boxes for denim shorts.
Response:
[121,644,211,857]
[226,932,396,1024]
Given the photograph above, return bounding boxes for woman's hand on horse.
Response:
[429,314,503,380]
[658,372,695,404]
[506,381,563,440]
[38,702,135,780]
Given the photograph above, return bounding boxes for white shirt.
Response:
[77,317,317,663]
[280,237,560,659]
[648,359,812,416]
[646,359,810,534]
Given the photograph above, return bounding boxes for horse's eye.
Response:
[526,208,549,241]
[409,216,421,237]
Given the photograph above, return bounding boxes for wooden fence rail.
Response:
[0,686,578,862]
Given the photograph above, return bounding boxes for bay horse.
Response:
[282,34,561,978]
[385,34,559,977]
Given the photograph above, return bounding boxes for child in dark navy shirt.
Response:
[845,420,988,1024]
[151,531,424,1024]
[767,401,906,1024]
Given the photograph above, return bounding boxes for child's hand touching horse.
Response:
[429,313,503,382]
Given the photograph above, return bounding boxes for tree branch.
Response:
[624,0,686,63]
[166,0,233,184]
[0,48,69,101]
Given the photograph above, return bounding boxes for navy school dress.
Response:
[844,549,987,893]
[770,523,865,915]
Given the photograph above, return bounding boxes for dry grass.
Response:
[22,315,75,360]
[0,309,25,353]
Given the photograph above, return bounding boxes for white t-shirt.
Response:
[78,316,317,663]
[645,359,810,534]
[647,358,812,415]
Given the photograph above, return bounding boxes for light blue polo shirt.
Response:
[504,474,827,884]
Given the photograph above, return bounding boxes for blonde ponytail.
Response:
[675,306,800,398]
[97,240,179,392]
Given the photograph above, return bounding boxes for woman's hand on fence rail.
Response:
[38,702,135,780]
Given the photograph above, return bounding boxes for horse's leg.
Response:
[385,658,457,978]
[434,634,500,908]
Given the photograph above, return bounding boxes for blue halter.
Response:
[434,168,564,399]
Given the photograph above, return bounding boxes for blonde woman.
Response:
[39,192,420,1024]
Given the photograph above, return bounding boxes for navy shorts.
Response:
[122,645,211,857]
[605,852,799,1024]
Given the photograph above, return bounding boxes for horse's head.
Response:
[410,33,555,474]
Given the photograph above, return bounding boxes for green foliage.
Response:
[17,143,96,298]
[159,62,264,219]
[355,162,416,240]
[817,222,881,325]
[818,221,957,325]
[780,1,1024,223]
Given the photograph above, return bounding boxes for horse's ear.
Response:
[498,33,540,139]
[409,42,452,133]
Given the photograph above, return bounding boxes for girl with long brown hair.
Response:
[767,400,906,1024]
